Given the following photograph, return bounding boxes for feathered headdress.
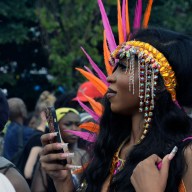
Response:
[67,0,154,143]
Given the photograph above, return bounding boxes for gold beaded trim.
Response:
[111,40,177,102]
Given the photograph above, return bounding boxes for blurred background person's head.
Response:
[56,108,80,146]
[8,98,27,125]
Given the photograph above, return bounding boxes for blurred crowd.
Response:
[0,81,102,192]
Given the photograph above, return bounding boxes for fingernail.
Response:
[50,132,58,137]
[57,143,68,149]
[168,146,178,160]
[68,165,82,169]
[61,153,74,158]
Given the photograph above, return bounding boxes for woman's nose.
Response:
[71,124,78,131]
[107,73,116,83]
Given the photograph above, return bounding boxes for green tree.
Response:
[36,0,109,90]
[150,0,192,34]
[0,0,50,110]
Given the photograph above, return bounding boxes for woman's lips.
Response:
[106,88,117,99]
[106,92,116,99]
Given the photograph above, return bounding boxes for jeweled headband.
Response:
[110,40,177,103]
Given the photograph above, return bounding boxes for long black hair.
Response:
[84,28,192,192]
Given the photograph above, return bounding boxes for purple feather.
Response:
[65,130,96,142]
[133,0,142,30]
[77,98,100,122]
[81,47,108,86]
[84,66,94,74]
[122,0,127,41]
[98,0,117,52]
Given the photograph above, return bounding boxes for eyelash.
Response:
[117,62,128,71]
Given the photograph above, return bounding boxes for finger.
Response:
[168,146,178,160]
[147,154,162,164]
[41,162,67,172]
[41,132,58,146]
[160,154,171,177]
[41,142,68,156]
[40,152,74,164]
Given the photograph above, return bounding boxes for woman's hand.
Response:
[40,132,76,192]
[130,154,171,192]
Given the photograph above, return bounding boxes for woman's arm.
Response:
[182,146,192,192]
[24,146,42,179]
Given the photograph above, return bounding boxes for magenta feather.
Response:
[84,66,94,74]
[65,130,96,142]
[77,98,100,122]
[122,0,127,41]
[81,47,108,86]
[98,0,117,52]
[133,0,142,30]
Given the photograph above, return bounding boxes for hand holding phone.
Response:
[44,106,67,165]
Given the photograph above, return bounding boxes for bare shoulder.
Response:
[5,167,30,192]
[183,144,192,192]
[184,144,192,159]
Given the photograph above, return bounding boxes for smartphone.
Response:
[44,106,67,165]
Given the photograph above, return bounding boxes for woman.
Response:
[32,107,86,192]
[40,27,192,192]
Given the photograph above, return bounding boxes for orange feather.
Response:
[76,68,107,96]
[142,0,153,28]
[79,122,100,133]
[84,95,103,117]
[125,0,130,36]
[103,31,113,75]
[117,0,124,44]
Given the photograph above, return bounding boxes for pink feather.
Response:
[77,98,100,122]
[65,130,96,142]
[133,0,142,30]
[183,137,192,142]
[98,0,117,52]
[122,0,127,41]
[81,47,108,86]
[84,66,94,74]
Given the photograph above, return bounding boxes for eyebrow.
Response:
[117,61,127,67]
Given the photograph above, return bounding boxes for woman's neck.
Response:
[130,112,144,145]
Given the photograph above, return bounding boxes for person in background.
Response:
[31,107,87,192]
[54,92,79,110]
[19,90,56,187]
[3,97,35,161]
[0,89,30,192]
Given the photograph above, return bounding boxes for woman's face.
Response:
[106,59,140,115]
[59,112,80,144]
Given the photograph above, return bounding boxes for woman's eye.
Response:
[117,62,127,71]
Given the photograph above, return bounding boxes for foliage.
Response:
[150,0,192,35]
[36,0,110,90]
